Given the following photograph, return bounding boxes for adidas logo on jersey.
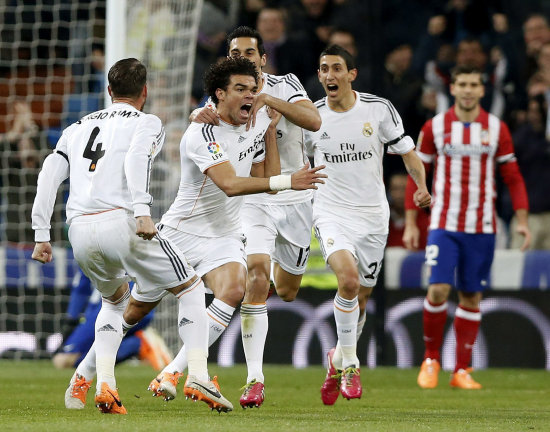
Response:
[238,135,246,143]
[179,317,193,327]
[320,132,330,140]
[97,324,117,332]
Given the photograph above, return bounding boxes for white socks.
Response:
[162,298,235,375]
[175,279,209,381]
[95,290,130,392]
[240,303,268,383]
[333,294,359,368]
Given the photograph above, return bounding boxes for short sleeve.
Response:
[280,73,310,104]
[186,127,229,173]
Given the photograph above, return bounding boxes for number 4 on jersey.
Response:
[83,126,105,172]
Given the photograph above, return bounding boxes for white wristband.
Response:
[269,174,292,191]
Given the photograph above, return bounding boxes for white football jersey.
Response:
[305,91,414,222]
[246,72,313,205]
[160,109,271,237]
[32,102,165,240]
[204,72,312,205]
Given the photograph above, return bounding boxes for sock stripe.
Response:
[241,303,267,315]
[455,305,481,321]
[334,294,358,310]
[208,303,232,325]
[424,298,448,313]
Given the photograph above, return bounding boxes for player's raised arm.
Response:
[247,93,321,131]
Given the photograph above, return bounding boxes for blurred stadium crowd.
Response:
[1,0,550,249]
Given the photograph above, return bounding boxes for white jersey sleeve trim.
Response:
[387,135,415,155]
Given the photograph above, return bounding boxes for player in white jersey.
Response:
[30,58,233,414]
[147,57,326,404]
[304,45,431,404]
[190,26,322,408]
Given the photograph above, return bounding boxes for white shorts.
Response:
[313,216,387,287]
[156,224,247,277]
[241,201,313,275]
[68,209,195,302]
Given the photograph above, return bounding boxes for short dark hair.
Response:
[204,57,259,105]
[226,26,266,57]
[450,65,483,83]
[319,44,356,71]
[108,58,147,99]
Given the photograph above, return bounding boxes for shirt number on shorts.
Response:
[364,261,379,280]
[296,246,310,267]
[83,126,105,172]
[425,244,439,266]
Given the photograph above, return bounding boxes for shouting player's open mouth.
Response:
[326,83,338,96]
[240,103,252,119]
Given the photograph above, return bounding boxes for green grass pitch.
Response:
[1,361,549,432]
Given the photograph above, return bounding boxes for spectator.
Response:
[509,93,550,250]
[521,14,550,84]
[286,0,337,77]
[255,7,313,82]
[0,101,42,243]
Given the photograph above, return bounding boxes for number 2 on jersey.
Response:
[83,126,105,172]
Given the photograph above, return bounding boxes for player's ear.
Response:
[215,88,225,101]
[142,84,147,99]
[317,69,321,82]
[260,54,267,68]
[107,86,112,98]
[349,68,358,83]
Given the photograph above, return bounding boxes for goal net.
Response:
[0,0,203,359]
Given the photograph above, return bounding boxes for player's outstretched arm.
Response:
[207,160,326,196]
[289,162,327,190]
[32,242,53,263]
[246,94,321,132]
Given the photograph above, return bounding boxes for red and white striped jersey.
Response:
[416,106,517,234]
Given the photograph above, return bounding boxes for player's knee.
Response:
[217,282,246,307]
[338,273,360,297]
[247,268,270,294]
[428,283,451,304]
[275,284,299,302]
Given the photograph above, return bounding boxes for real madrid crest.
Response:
[363,122,373,137]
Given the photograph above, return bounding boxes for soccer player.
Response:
[306,45,430,405]
[404,65,531,389]
[176,26,322,408]
[52,269,171,372]
[304,45,431,405]
[147,56,326,404]
[31,58,232,414]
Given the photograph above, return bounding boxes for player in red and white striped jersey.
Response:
[404,65,531,389]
